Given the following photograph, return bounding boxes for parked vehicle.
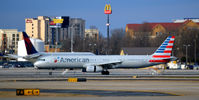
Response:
[193,64,199,70]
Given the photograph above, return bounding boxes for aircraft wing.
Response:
[0,54,23,59]
[83,60,122,68]
[3,54,22,59]
[0,53,41,60]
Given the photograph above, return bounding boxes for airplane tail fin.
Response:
[150,36,175,62]
[22,32,38,55]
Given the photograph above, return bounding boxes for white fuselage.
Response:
[34,55,162,69]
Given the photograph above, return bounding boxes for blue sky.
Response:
[0,0,199,36]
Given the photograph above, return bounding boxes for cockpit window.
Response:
[38,59,45,61]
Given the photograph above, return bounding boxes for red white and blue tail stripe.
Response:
[149,36,175,62]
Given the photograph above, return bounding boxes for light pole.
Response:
[183,44,191,67]
[104,4,112,54]
[194,39,197,64]
[106,15,110,54]
[70,25,74,52]
[55,42,57,52]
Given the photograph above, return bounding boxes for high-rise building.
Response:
[25,16,72,45]
[69,18,85,38]
[0,29,23,54]
[25,16,85,47]
[25,16,50,44]
[49,16,70,45]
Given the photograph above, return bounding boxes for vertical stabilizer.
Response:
[151,36,175,59]
[22,32,38,55]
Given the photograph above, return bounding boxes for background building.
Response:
[0,29,22,54]
[25,16,50,43]
[49,16,70,45]
[125,19,199,63]
[25,16,87,52]
[174,18,199,23]
[126,20,199,38]
[69,18,85,38]
[85,29,99,40]
[120,47,157,55]
[25,16,85,46]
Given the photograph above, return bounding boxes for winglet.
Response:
[22,32,38,55]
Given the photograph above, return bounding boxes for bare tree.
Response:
[109,28,125,54]
[60,38,71,52]
[175,27,199,63]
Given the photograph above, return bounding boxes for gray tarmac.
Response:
[0,80,199,100]
[0,68,199,100]
[0,88,173,96]
[0,68,199,78]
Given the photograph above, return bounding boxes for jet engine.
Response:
[83,66,103,72]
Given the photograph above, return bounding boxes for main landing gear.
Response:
[101,67,110,75]
[101,71,109,75]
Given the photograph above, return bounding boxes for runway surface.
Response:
[0,68,199,100]
[0,88,174,96]
[0,80,199,100]
[0,68,199,78]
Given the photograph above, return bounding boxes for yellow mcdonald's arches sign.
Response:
[104,4,112,14]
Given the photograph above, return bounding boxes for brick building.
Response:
[126,20,199,38]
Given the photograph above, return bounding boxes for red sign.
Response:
[50,21,56,25]
[26,19,32,23]
[104,4,112,14]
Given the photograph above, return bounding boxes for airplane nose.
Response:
[34,61,39,66]
[34,61,44,68]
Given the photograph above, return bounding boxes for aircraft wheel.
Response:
[101,71,105,75]
[101,71,109,75]
[106,71,109,75]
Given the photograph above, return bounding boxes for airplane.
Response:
[2,32,176,75]
[2,32,95,62]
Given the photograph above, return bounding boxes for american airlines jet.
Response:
[2,32,176,75]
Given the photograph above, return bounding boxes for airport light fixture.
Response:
[70,26,74,52]
[183,44,191,67]
[194,39,197,64]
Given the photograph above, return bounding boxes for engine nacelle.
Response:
[83,66,103,72]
